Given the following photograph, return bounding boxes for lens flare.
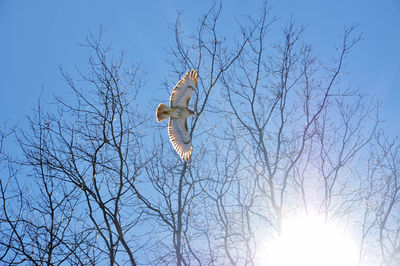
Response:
[259,215,358,266]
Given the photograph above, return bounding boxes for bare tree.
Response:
[140,2,261,265]
[0,2,398,266]
[0,120,92,265]
[357,133,400,265]
[0,32,149,265]
[216,8,379,265]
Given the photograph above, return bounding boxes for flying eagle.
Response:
[156,70,198,161]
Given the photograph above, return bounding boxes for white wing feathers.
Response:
[169,118,193,161]
[170,70,198,107]
[166,70,198,161]
[156,70,197,161]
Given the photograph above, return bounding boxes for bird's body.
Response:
[157,105,194,121]
[156,70,198,161]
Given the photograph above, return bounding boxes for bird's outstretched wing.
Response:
[170,70,198,108]
[168,118,192,161]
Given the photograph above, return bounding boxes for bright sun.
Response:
[259,215,359,266]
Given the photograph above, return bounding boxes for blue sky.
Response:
[1,0,399,135]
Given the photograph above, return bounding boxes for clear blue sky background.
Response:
[1,0,399,136]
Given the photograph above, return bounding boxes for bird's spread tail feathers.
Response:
[156,103,170,122]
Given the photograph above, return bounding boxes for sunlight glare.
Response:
[259,215,358,266]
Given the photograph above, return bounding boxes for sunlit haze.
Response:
[260,215,358,266]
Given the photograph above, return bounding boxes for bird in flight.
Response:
[156,70,198,161]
